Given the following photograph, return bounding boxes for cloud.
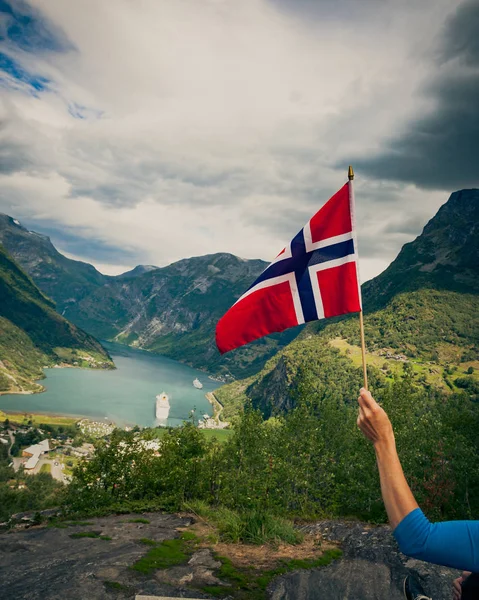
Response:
[353,0,479,190]
[0,0,73,54]
[0,0,470,285]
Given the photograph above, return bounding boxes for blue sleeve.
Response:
[393,508,479,572]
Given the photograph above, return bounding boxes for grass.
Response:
[131,539,187,574]
[139,538,156,546]
[2,412,78,427]
[127,517,150,524]
[187,502,302,545]
[103,581,133,593]
[39,463,51,474]
[328,336,474,393]
[131,532,199,575]
[48,519,94,528]
[127,513,341,599]
[69,530,111,540]
[197,429,233,442]
[202,549,343,599]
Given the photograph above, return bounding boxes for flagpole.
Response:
[348,166,368,391]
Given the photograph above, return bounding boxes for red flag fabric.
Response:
[216,181,361,354]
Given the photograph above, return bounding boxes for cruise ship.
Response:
[193,378,203,389]
[155,392,170,420]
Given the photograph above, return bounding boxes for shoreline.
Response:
[205,392,229,429]
[0,361,116,397]
[0,408,116,426]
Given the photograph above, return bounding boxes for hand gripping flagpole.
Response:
[348,165,368,391]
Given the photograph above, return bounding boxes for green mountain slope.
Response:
[216,189,479,416]
[0,245,113,393]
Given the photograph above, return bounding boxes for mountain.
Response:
[0,214,108,314]
[0,244,113,394]
[65,252,299,378]
[362,188,479,310]
[0,216,293,377]
[0,215,156,313]
[116,265,158,279]
[216,189,479,417]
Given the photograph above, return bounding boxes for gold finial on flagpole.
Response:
[348,165,354,180]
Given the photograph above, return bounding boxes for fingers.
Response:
[453,576,462,600]
[359,388,378,410]
[357,406,377,441]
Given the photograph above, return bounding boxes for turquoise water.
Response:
[0,342,218,427]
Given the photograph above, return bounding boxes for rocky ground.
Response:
[0,512,210,600]
[269,520,458,600]
[0,513,460,600]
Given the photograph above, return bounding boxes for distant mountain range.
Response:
[0,244,113,394]
[0,216,298,378]
[216,189,479,417]
[1,188,477,396]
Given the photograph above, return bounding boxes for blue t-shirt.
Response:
[394,508,479,572]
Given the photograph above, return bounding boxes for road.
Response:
[31,457,65,482]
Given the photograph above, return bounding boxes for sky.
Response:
[0,0,478,281]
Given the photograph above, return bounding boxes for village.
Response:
[0,416,109,484]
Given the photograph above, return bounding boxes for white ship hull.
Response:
[155,392,170,420]
[193,378,203,389]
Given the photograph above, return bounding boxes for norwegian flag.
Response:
[216,180,362,354]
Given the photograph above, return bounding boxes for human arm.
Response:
[356,388,418,528]
[357,389,479,572]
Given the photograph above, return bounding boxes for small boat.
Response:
[155,392,170,420]
[193,378,203,389]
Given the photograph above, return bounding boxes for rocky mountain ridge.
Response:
[0,214,109,313]
[362,188,479,310]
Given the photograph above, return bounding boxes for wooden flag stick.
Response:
[359,310,368,390]
[348,165,368,390]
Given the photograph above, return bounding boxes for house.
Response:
[22,439,50,470]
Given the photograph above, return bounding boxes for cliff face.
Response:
[0,214,108,312]
[362,188,479,310]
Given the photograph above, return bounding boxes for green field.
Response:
[1,410,78,427]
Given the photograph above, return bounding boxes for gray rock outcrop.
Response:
[268,520,459,600]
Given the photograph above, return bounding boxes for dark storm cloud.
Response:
[351,0,479,191]
[439,0,479,66]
